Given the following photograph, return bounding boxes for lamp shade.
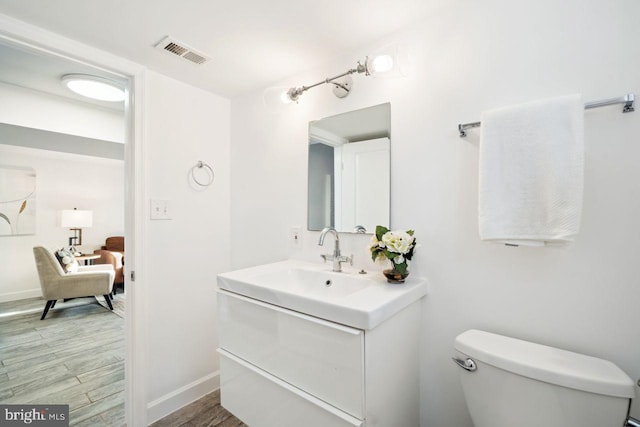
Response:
[59,209,93,228]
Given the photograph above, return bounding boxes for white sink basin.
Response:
[217,259,428,329]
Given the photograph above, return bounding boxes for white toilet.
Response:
[453,329,638,427]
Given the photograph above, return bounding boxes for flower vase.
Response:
[383,267,409,284]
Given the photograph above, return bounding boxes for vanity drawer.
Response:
[218,290,364,418]
[219,350,363,427]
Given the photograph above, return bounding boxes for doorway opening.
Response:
[0,32,144,425]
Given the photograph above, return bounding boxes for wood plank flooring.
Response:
[1,296,245,426]
[0,296,125,426]
[150,389,247,427]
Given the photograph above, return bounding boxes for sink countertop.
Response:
[217,259,428,330]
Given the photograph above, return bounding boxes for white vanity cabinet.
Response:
[217,289,422,427]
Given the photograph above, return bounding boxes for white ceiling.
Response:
[0,42,127,111]
[0,0,438,98]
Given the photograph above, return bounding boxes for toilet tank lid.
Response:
[454,330,635,398]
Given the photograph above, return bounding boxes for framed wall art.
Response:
[0,165,36,236]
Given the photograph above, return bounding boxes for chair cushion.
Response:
[55,248,79,273]
[104,236,124,252]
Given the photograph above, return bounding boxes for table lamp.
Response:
[59,208,93,246]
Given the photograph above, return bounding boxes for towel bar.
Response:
[458,93,635,137]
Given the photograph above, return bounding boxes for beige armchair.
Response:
[33,246,115,320]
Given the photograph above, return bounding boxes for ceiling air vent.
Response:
[155,36,210,65]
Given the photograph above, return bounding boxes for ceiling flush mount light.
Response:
[61,74,125,102]
[263,43,408,111]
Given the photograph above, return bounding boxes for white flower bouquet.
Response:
[369,225,417,276]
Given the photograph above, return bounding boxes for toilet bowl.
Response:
[453,329,638,427]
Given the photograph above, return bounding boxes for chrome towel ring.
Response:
[190,161,214,187]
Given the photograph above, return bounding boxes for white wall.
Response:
[230,1,640,425]
[0,81,124,143]
[0,144,124,301]
[144,71,231,422]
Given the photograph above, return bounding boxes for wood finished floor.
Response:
[1,296,245,426]
[0,295,125,426]
[150,389,246,427]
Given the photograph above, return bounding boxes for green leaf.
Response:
[383,249,396,260]
[0,212,10,225]
[394,261,408,275]
[405,248,414,260]
[407,230,414,236]
[375,225,389,241]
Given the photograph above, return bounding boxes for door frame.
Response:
[0,14,149,426]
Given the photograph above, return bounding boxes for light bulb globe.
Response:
[365,43,409,78]
[371,55,394,73]
[280,90,293,104]
[263,86,297,112]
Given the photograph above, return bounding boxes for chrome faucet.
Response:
[318,227,353,272]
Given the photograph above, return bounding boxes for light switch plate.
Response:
[150,199,171,220]
[290,226,302,248]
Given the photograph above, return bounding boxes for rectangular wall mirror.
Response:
[307,103,390,234]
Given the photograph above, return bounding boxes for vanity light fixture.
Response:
[61,74,125,102]
[263,43,407,110]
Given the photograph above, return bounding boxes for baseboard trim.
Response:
[147,370,220,424]
[0,289,41,303]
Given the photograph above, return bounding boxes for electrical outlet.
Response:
[291,226,301,248]
[150,199,172,220]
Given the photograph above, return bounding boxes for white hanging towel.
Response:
[479,94,584,246]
